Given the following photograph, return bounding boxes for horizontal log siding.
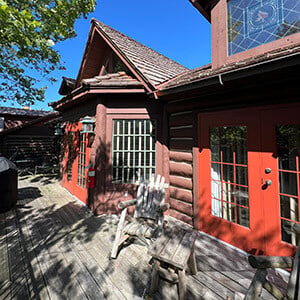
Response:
[168,110,195,226]
[3,135,56,165]
[169,175,193,190]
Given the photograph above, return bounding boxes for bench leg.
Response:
[150,260,160,294]
[244,269,267,300]
[187,247,197,275]
[178,269,186,300]
[110,208,127,259]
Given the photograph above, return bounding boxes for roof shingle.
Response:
[160,43,300,90]
[0,106,51,117]
[93,20,189,87]
[81,72,144,88]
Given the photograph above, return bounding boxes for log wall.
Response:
[168,110,195,226]
[2,135,57,165]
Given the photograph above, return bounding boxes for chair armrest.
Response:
[159,203,170,212]
[248,255,293,269]
[118,199,137,210]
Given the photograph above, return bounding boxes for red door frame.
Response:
[63,122,90,204]
[261,105,300,256]
[198,104,300,256]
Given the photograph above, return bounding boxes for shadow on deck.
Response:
[0,177,288,299]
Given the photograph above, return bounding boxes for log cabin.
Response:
[51,0,300,257]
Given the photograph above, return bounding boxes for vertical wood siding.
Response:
[168,110,194,226]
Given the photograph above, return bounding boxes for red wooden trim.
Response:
[192,147,199,230]
[106,108,149,115]
[162,107,170,205]
[54,88,146,110]
[75,26,96,88]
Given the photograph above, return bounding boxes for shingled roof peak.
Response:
[91,19,189,87]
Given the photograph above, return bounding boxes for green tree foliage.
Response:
[0,0,96,105]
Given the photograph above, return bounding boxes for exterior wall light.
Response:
[54,123,64,136]
[80,116,95,134]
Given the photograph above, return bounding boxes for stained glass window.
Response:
[228,0,300,55]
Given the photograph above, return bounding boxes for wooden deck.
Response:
[0,176,289,299]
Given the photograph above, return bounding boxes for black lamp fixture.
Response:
[54,123,64,136]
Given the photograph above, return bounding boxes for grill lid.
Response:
[0,156,17,172]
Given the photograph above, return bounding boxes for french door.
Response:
[198,104,300,256]
[64,122,89,203]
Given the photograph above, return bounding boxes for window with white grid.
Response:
[112,119,156,183]
[77,132,87,188]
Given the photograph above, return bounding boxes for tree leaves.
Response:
[0,0,96,105]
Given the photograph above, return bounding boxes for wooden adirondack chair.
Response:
[110,175,169,259]
[244,223,300,300]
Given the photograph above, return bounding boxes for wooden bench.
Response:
[244,223,300,300]
[148,226,198,300]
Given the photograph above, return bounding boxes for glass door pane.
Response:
[277,125,300,246]
[67,132,73,181]
[210,126,249,228]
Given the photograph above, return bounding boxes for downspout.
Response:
[218,74,224,86]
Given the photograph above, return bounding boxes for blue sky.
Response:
[6,0,211,111]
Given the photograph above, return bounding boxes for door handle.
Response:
[265,179,272,186]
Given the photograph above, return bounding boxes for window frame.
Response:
[77,131,87,188]
[111,118,157,184]
[106,113,163,186]
[227,0,300,56]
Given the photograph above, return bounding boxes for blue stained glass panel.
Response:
[228,0,300,55]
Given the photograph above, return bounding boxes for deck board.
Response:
[0,176,289,299]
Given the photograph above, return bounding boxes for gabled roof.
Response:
[0,106,51,117]
[92,20,189,88]
[50,72,146,111]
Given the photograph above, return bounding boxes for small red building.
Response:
[52,0,300,257]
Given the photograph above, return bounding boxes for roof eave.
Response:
[157,51,300,98]
[0,112,60,136]
[50,85,146,111]
[188,0,211,22]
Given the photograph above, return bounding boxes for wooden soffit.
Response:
[188,0,220,22]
